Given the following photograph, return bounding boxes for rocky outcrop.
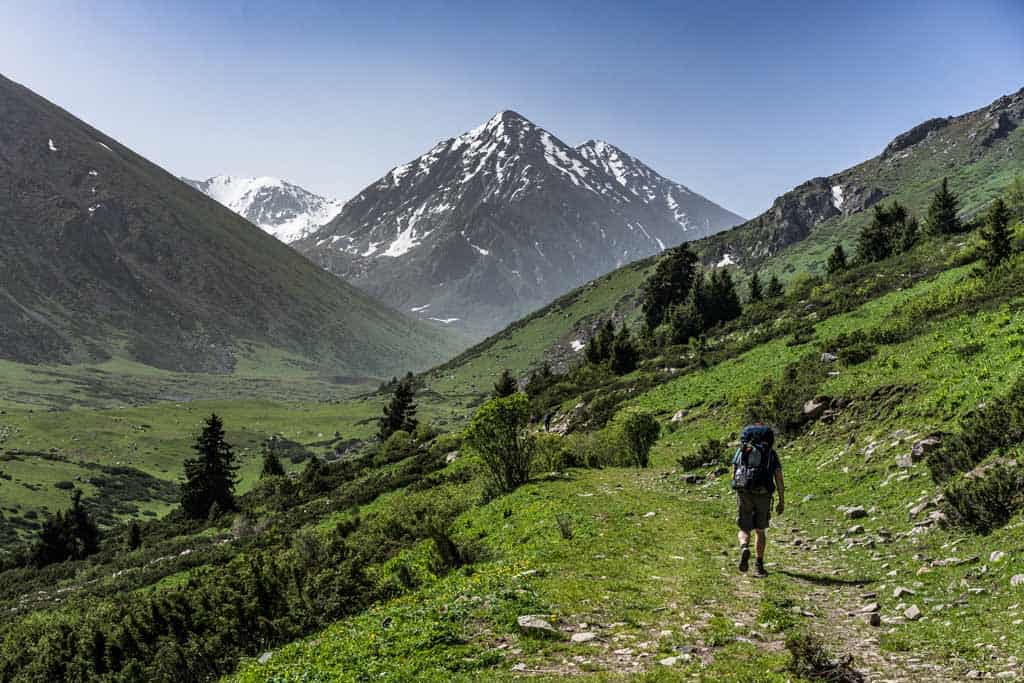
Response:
[882,117,951,158]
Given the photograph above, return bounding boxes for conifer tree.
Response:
[747,272,763,303]
[585,319,616,365]
[898,215,920,253]
[493,369,517,398]
[378,373,418,441]
[826,244,848,275]
[925,177,961,235]
[126,521,142,551]
[180,414,238,519]
[705,269,742,326]
[260,446,286,478]
[30,488,100,567]
[980,197,1013,270]
[67,488,99,557]
[610,326,639,375]
[640,245,699,329]
[766,274,784,298]
[857,202,913,262]
[670,285,704,345]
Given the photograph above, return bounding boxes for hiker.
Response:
[543,411,552,432]
[731,422,784,577]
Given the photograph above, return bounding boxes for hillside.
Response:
[0,73,458,377]
[294,110,742,339]
[183,175,345,243]
[698,86,1024,272]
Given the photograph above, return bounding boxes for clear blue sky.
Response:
[2,0,1022,217]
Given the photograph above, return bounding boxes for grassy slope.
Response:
[235,249,1024,681]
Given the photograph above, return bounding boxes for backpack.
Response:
[731,424,776,493]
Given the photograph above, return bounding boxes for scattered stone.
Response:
[991,551,1007,563]
[859,602,880,614]
[444,451,459,464]
[517,615,561,637]
[910,435,942,462]
[802,494,814,503]
[511,662,527,672]
[866,612,882,627]
[847,525,866,536]
[643,511,656,518]
[658,656,681,666]
[904,605,922,621]
[671,409,688,423]
[895,454,913,469]
[893,587,915,599]
[820,352,838,363]
[803,397,829,420]
[1011,574,1024,587]
[682,473,703,484]
[257,652,273,665]
[571,632,598,643]
[995,672,1018,680]
[844,506,868,520]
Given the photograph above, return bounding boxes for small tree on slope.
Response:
[180,413,238,519]
[980,197,1013,270]
[621,412,661,469]
[748,272,763,303]
[925,177,961,235]
[826,244,848,275]
[493,368,517,398]
[379,373,418,441]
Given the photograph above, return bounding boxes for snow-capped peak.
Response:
[184,175,344,243]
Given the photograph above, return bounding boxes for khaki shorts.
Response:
[736,491,773,531]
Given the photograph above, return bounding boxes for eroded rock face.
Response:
[882,117,952,158]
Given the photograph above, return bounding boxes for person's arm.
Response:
[774,465,785,514]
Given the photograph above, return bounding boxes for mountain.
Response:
[293,111,743,339]
[182,175,344,243]
[699,86,1024,270]
[0,73,459,377]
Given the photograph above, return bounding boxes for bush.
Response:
[621,412,661,468]
[745,354,825,434]
[567,429,624,468]
[942,462,1024,533]
[677,437,728,471]
[826,330,877,366]
[533,433,571,474]
[786,629,864,682]
[927,376,1024,481]
[376,430,416,466]
[585,391,627,429]
[463,394,534,494]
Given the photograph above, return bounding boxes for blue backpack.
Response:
[731,424,776,493]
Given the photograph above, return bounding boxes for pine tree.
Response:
[925,177,961,235]
[378,373,418,441]
[127,521,142,551]
[1008,174,1024,221]
[670,285,704,345]
[67,488,99,558]
[180,413,238,519]
[898,215,920,253]
[826,244,848,275]
[980,197,1013,270]
[766,274,784,298]
[585,319,616,365]
[705,269,742,327]
[493,369,517,398]
[30,488,100,567]
[260,446,286,478]
[640,245,699,329]
[857,202,913,262]
[610,326,639,375]
[747,272,763,303]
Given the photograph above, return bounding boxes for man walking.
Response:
[731,423,784,577]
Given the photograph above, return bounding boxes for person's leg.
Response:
[738,529,750,547]
[754,528,767,560]
[736,494,752,572]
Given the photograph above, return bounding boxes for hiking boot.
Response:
[738,545,750,573]
[754,560,768,577]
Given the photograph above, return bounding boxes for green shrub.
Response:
[677,437,728,471]
[927,376,1024,481]
[621,412,661,468]
[463,393,534,493]
[942,461,1024,533]
[826,330,877,366]
[585,390,627,429]
[533,433,571,474]
[376,430,416,466]
[745,354,825,434]
[567,429,624,468]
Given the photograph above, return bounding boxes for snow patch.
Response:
[48,139,59,152]
[716,253,736,268]
[570,339,585,352]
[88,169,99,176]
[362,242,381,257]
[97,141,112,152]
[410,304,431,313]
[831,184,845,210]
[428,317,460,324]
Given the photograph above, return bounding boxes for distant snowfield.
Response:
[185,175,345,243]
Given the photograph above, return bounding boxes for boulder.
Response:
[803,397,829,420]
[844,506,868,520]
[904,605,922,621]
[571,632,598,643]
[858,602,880,613]
[257,652,273,665]
[671,409,688,423]
[893,586,915,599]
[517,615,561,637]
[910,435,942,462]
[847,525,866,536]
[1011,574,1024,587]
[820,352,838,363]
[990,550,1006,563]
[445,451,459,464]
